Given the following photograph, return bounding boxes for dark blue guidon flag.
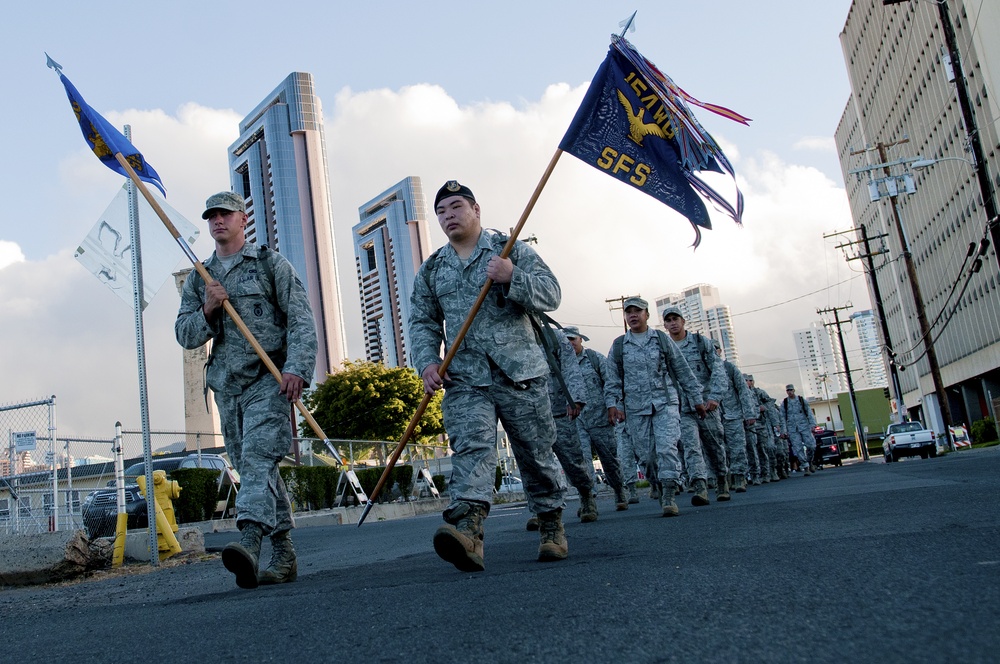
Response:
[55,69,166,197]
[560,36,744,246]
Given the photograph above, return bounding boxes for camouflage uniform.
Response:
[782,392,817,471]
[572,346,626,496]
[409,230,565,514]
[674,332,731,481]
[751,388,775,482]
[717,359,756,480]
[764,397,788,478]
[175,243,317,534]
[604,329,705,492]
[615,421,644,491]
[544,329,595,497]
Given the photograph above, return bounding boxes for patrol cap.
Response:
[623,296,648,311]
[661,304,684,320]
[744,374,754,381]
[786,384,796,391]
[563,325,589,341]
[434,180,476,208]
[202,191,245,219]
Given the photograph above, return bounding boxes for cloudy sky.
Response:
[1,0,867,441]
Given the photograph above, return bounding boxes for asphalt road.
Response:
[2,448,998,663]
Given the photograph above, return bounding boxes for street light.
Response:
[911,156,976,169]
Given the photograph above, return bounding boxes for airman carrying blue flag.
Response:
[560,35,747,246]
[46,54,166,197]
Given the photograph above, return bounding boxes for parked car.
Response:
[883,421,937,463]
[496,476,524,494]
[82,453,238,538]
[812,427,842,467]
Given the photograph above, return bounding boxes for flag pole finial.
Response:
[618,11,637,38]
[45,53,63,73]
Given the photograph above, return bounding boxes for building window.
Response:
[366,246,377,273]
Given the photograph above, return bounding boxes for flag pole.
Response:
[357,149,564,526]
[111,153,343,465]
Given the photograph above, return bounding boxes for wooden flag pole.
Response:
[357,149,564,526]
[113,154,342,464]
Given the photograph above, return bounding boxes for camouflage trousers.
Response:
[749,426,776,479]
[680,409,728,478]
[624,403,686,486]
[552,414,595,493]
[577,421,626,493]
[787,426,815,466]
[720,416,750,476]
[215,376,294,534]
[441,372,565,513]
[616,421,645,487]
[745,426,762,479]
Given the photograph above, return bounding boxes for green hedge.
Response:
[170,468,222,524]
[355,465,418,503]
[971,417,997,445]
[432,474,447,494]
[279,466,340,511]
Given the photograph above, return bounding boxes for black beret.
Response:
[434,180,476,209]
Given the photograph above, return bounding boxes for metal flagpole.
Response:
[123,126,159,565]
[357,149,564,526]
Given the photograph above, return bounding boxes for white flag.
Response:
[74,184,199,310]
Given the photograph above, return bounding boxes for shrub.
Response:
[432,474,447,494]
[971,417,997,445]
[495,466,503,492]
[280,466,340,511]
[170,468,222,523]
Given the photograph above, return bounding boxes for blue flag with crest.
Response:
[49,58,166,197]
[560,36,746,246]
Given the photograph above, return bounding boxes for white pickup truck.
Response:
[883,421,937,463]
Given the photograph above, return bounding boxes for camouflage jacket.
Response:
[782,394,817,431]
[574,347,613,430]
[175,243,318,395]
[604,329,703,416]
[673,331,729,410]
[718,359,757,422]
[409,230,561,386]
[546,328,588,416]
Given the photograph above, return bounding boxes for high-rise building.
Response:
[353,177,432,367]
[852,309,888,388]
[836,1,1000,426]
[655,283,740,365]
[792,322,845,400]
[228,72,347,380]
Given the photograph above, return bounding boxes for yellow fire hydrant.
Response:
[136,470,183,560]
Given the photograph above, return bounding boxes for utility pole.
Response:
[935,1,1000,271]
[606,295,638,332]
[828,224,905,421]
[818,305,869,461]
[849,140,953,442]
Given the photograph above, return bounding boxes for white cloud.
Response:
[793,136,837,152]
[0,85,868,437]
[0,241,25,270]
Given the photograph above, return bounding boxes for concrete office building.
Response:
[353,177,432,367]
[655,283,741,365]
[852,309,888,389]
[836,1,1000,429]
[228,72,347,380]
[793,322,846,401]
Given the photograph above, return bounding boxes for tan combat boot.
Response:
[578,489,598,523]
[222,522,264,589]
[537,509,568,561]
[691,478,710,506]
[433,502,486,572]
[614,485,629,511]
[732,473,748,493]
[716,474,731,502]
[258,530,298,585]
[660,482,680,517]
